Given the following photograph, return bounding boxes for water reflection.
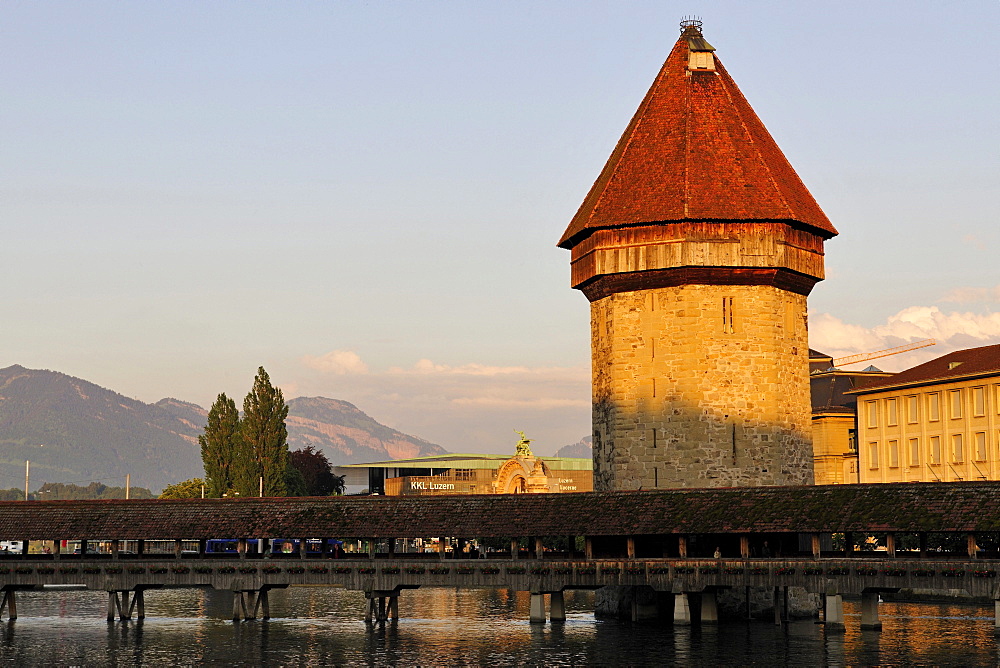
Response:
[0,589,997,665]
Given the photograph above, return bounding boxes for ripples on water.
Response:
[1,587,998,666]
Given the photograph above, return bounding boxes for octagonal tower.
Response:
[559,21,838,491]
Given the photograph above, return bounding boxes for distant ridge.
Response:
[555,435,591,459]
[0,365,204,494]
[0,365,447,493]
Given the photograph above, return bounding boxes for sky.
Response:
[3,1,998,457]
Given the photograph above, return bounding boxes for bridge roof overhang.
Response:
[2,483,999,540]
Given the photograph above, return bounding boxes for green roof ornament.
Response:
[514,430,533,458]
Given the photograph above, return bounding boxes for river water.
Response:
[0,587,997,666]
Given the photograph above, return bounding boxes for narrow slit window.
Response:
[909,438,919,466]
[722,297,734,334]
[888,440,899,468]
[930,436,942,464]
[952,434,964,463]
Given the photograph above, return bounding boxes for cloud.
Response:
[301,350,369,375]
[810,305,1000,371]
[287,357,590,453]
[388,359,572,377]
[939,285,1000,304]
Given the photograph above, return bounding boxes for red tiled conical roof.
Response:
[558,27,837,249]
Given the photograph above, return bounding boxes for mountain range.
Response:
[0,365,447,493]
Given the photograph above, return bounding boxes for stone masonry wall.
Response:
[591,284,813,491]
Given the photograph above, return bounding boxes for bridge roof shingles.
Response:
[2,483,999,540]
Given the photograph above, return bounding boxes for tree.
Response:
[199,393,242,497]
[288,446,344,496]
[159,478,205,499]
[284,461,308,497]
[235,367,289,497]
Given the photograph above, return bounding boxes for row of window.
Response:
[865,385,998,428]
[867,432,995,470]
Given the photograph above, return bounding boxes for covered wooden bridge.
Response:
[3,482,1000,629]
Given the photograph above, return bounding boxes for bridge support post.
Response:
[0,590,17,620]
[529,593,546,624]
[365,597,374,624]
[535,537,544,559]
[673,593,692,625]
[886,533,896,558]
[824,593,845,631]
[860,592,881,630]
[811,534,821,560]
[107,591,130,621]
[511,538,519,560]
[388,594,399,621]
[128,590,145,620]
[253,589,270,620]
[701,591,718,624]
[772,587,783,626]
[233,591,258,622]
[584,537,593,560]
[994,600,1000,636]
[550,591,566,623]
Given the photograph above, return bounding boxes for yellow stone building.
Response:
[848,344,1000,483]
[809,349,891,485]
[558,21,837,490]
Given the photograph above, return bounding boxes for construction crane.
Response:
[832,339,937,368]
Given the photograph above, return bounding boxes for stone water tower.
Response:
[558,20,838,491]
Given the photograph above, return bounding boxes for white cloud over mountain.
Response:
[810,304,1000,371]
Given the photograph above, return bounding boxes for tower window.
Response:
[722,297,734,334]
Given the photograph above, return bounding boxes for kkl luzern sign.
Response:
[410,482,455,491]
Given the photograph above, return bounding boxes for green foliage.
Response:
[284,462,308,497]
[159,478,205,499]
[0,483,155,500]
[36,482,154,500]
[199,393,241,497]
[234,367,289,497]
[288,446,344,496]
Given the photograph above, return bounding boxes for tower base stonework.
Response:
[591,284,813,491]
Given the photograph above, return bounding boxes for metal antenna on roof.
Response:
[679,16,704,33]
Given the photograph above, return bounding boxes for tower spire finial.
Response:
[679,16,703,35]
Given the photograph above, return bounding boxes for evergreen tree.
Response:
[199,393,241,497]
[236,367,289,497]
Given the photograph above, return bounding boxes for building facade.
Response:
[809,349,892,485]
[559,21,837,491]
[335,454,592,497]
[849,344,1000,483]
